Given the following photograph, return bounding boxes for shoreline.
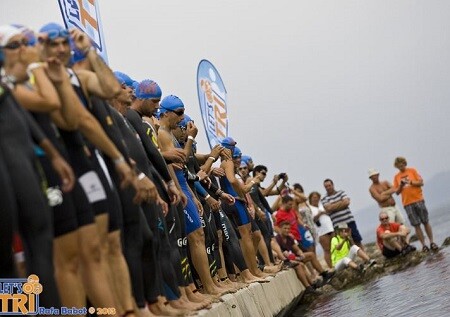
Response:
[197,237,450,316]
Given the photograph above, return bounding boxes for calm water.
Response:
[293,204,450,317]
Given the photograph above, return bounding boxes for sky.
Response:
[2,1,450,214]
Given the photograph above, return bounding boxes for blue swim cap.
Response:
[114,71,134,87]
[159,95,184,115]
[135,79,162,100]
[241,155,252,164]
[177,114,193,128]
[233,146,242,159]
[221,136,237,149]
[39,23,69,40]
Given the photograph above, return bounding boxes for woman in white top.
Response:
[308,191,334,269]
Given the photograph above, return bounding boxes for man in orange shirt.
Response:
[387,157,438,252]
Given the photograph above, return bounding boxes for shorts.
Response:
[298,225,314,249]
[222,200,251,227]
[404,201,429,226]
[334,245,360,271]
[183,191,202,235]
[381,206,405,224]
[347,221,363,244]
[382,246,401,259]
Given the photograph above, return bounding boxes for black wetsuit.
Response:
[0,85,60,306]
[110,106,180,305]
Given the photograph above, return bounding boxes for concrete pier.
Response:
[197,270,305,317]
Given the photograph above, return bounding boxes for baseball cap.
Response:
[221,136,237,149]
[135,79,162,100]
[335,223,349,230]
[368,168,379,178]
[159,95,184,115]
[114,71,134,87]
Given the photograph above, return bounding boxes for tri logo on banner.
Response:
[57,0,108,63]
[196,60,228,149]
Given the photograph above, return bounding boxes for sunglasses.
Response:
[2,38,29,50]
[239,167,248,170]
[233,154,242,159]
[380,217,389,221]
[260,172,267,176]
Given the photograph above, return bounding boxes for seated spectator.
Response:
[275,221,335,291]
[376,211,416,258]
[274,195,301,242]
[331,223,376,273]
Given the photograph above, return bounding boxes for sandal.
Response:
[422,245,430,252]
[430,243,439,251]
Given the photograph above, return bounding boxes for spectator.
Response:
[368,168,405,224]
[331,223,376,273]
[321,179,364,250]
[390,157,438,252]
[376,211,416,258]
[309,191,334,269]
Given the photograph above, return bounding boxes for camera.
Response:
[278,173,286,179]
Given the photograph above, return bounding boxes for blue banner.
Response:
[57,0,108,63]
[196,60,228,149]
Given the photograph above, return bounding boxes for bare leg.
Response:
[107,230,136,315]
[256,232,272,266]
[356,249,370,262]
[78,219,119,316]
[238,224,268,278]
[319,234,332,269]
[187,228,222,295]
[53,231,85,309]
[414,225,426,247]
[424,223,434,245]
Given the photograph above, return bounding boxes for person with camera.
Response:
[389,157,438,252]
[331,223,375,273]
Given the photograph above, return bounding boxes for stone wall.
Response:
[197,270,305,317]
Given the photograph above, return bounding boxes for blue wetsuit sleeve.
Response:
[194,181,208,197]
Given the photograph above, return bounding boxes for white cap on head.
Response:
[0,25,22,47]
[368,168,379,178]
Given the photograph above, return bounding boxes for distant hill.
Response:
[354,170,450,243]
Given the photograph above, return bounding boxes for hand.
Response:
[197,170,209,181]
[206,196,220,211]
[219,192,235,205]
[133,174,158,204]
[51,156,75,192]
[69,28,92,53]
[156,194,169,216]
[211,167,225,177]
[163,148,186,164]
[115,161,135,189]
[19,45,40,66]
[273,174,280,183]
[194,198,203,216]
[171,162,185,171]
[44,57,65,84]
[257,208,267,221]
[186,121,198,138]
[167,183,181,205]
[220,149,232,161]
[209,144,224,159]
